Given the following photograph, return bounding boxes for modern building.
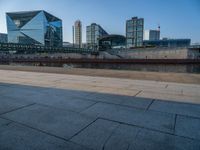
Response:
[98,35,126,51]
[144,29,160,41]
[0,33,8,43]
[74,20,82,48]
[143,38,191,48]
[6,10,62,47]
[86,23,108,49]
[126,17,144,48]
[63,42,73,48]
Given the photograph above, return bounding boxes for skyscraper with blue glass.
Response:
[6,10,62,47]
[86,23,108,50]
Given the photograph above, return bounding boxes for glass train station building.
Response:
[6,10,62,47]
[98,35,126,51]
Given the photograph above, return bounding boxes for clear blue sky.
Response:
[0,0,199,43]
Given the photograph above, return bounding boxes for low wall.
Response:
[116,47,189,59]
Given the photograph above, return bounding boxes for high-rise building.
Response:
[126,17,144,48]
[0,33,7,43]
[6,10,62,47]
[86,23,108,49]
[74,20,82,48]
[144,29,160,41]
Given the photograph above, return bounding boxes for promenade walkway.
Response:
[0,69,200,150]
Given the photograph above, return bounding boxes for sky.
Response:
[0,0,199,43]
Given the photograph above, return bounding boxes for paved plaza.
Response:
[0,69,200,150]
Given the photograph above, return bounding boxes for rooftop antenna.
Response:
[157,23,161,40]
[158,24,160,31]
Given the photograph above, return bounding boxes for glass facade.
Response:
[6,10,62,47]
[98,35,126,50]
[0,33,8,43]
[143,39,191,48]
[126,17,144,48]
[86,23,108,49]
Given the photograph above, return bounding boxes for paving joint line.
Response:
[0,116,93,150]
[0,116,70,142]
[102,124,120,150]
[68,117,99,141]
[0,103,36,116]
[173,114,177,134]
[149,108,200,120]
[146,99,155,111]
[78,101,99,113]
[94,101,149,111]
[177,114,200,120]
[130,129,143,150]
[36,103,82,113]
[97,117,200,142]
[134,90,142,97]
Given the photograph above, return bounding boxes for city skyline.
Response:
[0,0,199,43]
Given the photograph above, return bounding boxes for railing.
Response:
[189,45,200,49]
[0,43,98,54]
[0,57,200,64]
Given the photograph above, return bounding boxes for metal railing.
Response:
[0,43,98,54]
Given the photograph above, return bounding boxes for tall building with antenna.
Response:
[74,20,82,48]
[144,26,160,41]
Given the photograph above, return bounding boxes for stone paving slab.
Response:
[85,93,153,109]
[1,69,199,103]
[0,122,91,150]
[71,119,200,150]
[85,93,131,105]
[0,118,10,126]
[0,96,34,115]
[175,115,200,140]
[35,95,97,113]
[71,119,119,150]
[42,88,93,99]
[129,128,200,150]
[81,102,175,133]
[150,100,200,118]
[1,84,97,113]
[0,70,200,150]
[120,97,154,109]
[136,90,200,104]
[2,104,95,140]
[15,89,97,113]
[103,122,139,150]
[0,85,46,102]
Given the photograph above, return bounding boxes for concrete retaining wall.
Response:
[117,48,189,59]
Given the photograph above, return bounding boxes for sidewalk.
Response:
[0,69,200,150]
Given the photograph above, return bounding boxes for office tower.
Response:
[126,17,144,48]
[144,29,160,41]
[86,23,108,49]
[74,20,82,48]
[6,10,63,47]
